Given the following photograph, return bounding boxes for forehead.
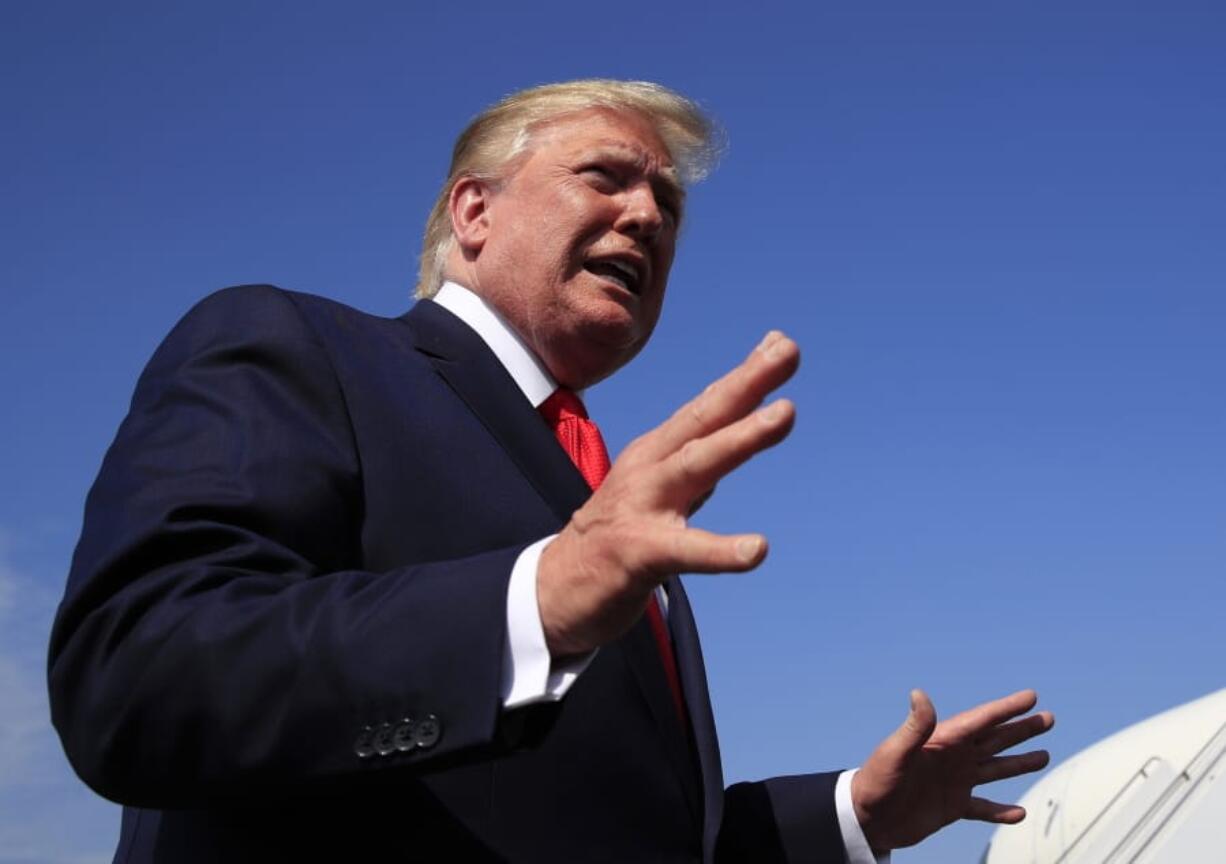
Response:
[525,109,680,185]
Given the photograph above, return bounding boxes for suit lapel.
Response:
[405,298,707,823]
[404,299,590,523]
[621,612,703,821]
[667,578,726,859]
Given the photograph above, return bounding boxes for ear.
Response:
[449,176,494,255]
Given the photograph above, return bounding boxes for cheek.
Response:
[497,217,568,279]
[653,246,676,294]
[558,185,622,236]
[533,198,595,268]
[658,243,677,275]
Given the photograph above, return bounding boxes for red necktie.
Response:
[539,389,689,732]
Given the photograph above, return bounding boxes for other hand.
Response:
[538,331,800,656]
[853,688,1055,852]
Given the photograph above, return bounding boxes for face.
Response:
[464,109,684,388]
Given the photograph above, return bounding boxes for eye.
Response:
[579,164,621,189]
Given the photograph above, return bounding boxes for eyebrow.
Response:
[582,142,686,203]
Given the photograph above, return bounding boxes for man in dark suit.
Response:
[49,80,1053,863]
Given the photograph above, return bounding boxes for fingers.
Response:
[977,749,1050,784]
[904,689,938,748]
[664,398,795,500]
[966,797,1027,824]
[686,484,717,517]
[636,527,769,575]
[979,711,1055,755]
[872,690,938,769]
[933,689,1040,743]
[642,331,800,461]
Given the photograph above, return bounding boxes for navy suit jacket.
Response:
[49,285,844,862]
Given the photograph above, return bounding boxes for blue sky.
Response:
[2,2,1224,861]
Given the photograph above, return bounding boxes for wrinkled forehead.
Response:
[513,108,683,190]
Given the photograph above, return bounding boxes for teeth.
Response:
[586,258,642,293]
[607,260,637,281]
[603,273,628,290]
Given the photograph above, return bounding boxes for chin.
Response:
[550,331,642,389]
[588,309,654,351]
[584,334,656,387]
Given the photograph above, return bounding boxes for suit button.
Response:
[393,718,416,752]
[353,726,375,759]
[373,722,396,756]
[414,714,442,749]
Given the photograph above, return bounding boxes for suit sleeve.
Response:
[717,773,846,863]
[48,286,525,808]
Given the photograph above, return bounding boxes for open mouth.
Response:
[584,258,643,296]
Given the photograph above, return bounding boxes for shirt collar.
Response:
[431,281,559,409]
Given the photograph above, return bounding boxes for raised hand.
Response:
[537,330,800,657]
[852,689,1055,852]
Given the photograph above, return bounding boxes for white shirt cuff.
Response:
[501,535,597,708]
[837,769,890,864]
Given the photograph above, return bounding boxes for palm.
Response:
[852,689,1054,852]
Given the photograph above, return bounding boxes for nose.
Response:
[614,182,665,243]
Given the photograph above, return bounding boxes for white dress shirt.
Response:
[431,281,886,864]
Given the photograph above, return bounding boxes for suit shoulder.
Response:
[162,284,402,352]
[176,284,334,336]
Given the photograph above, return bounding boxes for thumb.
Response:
[893,689,937,756]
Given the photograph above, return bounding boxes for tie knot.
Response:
[539,388,588,423]
[539,388,608,491]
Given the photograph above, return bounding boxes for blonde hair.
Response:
[415,79,722,298]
